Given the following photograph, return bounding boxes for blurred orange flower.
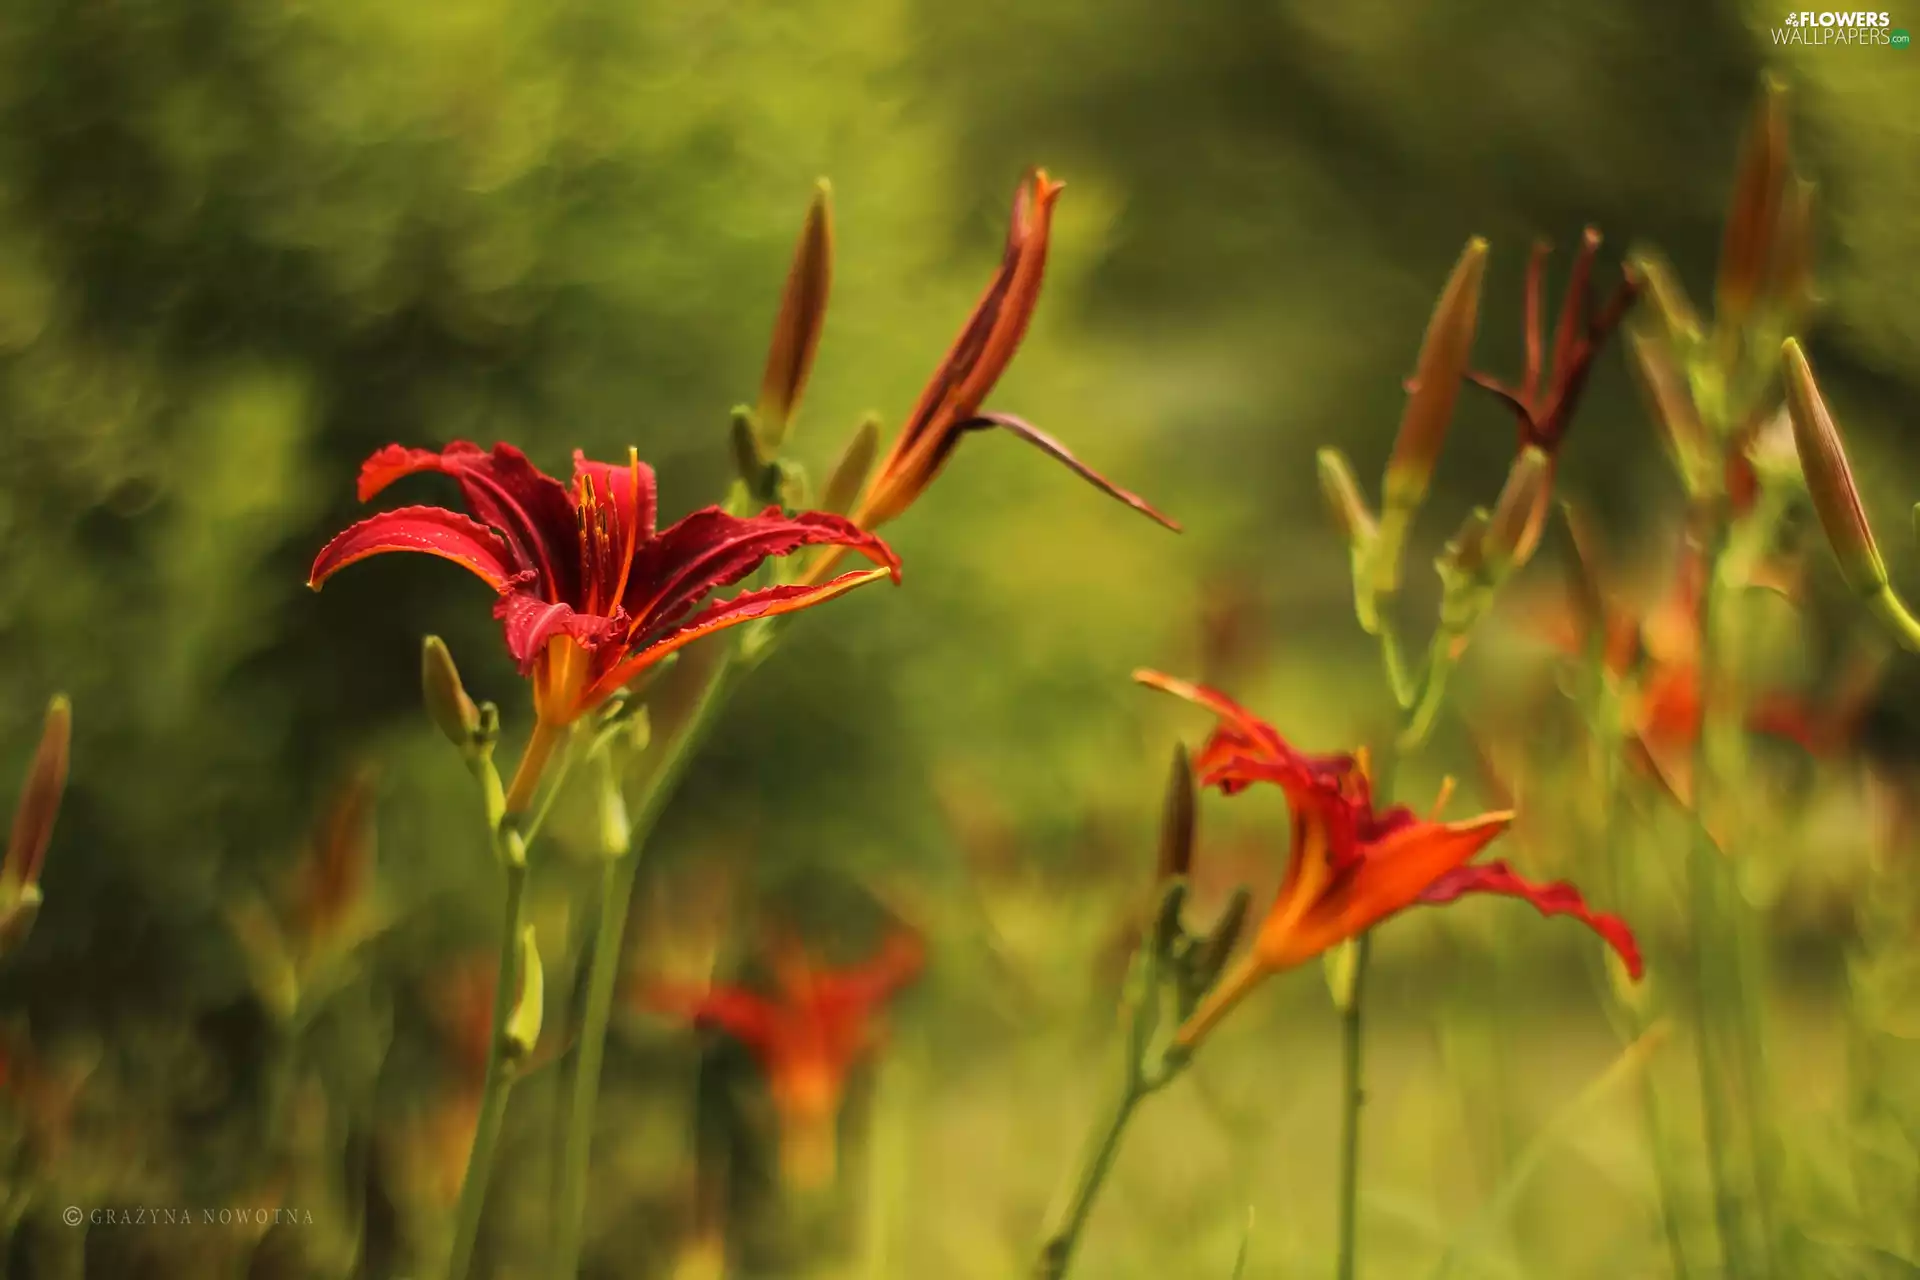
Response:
[1136,671,1641,1051]
[641,932,923,1189]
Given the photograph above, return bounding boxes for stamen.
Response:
[607,448,642,628]
[1428,775,1457,821]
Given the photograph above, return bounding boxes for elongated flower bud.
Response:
[1782,339,1885,597]
[1625,325,1715,497]
[1156,744,1196,882]
[1718,79,1790,330]
[1377,238,1487,597]
[5,695,70,894]
[1484,446,1554,574]
[1770,175,1816,326]
[821,416,880,518]
[505,926,544,1063]
[421,637,480,749]
[1628,250,1703,349]
[1316,448,1377,546]
[757,181,834,450]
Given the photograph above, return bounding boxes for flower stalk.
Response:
[551,645,742,1279]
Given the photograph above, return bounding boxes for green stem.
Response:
[444,855,528,1280]
[551,651,740,1279]
[1685,512,1760,1279]
[1334,930,1372,1280]
[1033,1077,1146,1279]
[1586,674,1692,1280]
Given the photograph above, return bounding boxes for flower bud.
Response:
[1324,937,1360,1012]
[1483,446,1554,574]
[1717,78,1791,330]
[820,415,880,518]
[1378,237,1488,592]
[4,695,70,895]
[504,926,544,1063]
[1625,326,1715,497]
[1782,338,1886,597]
[421,637,480,749]
[1627,250,1702,349]
[1316,447,1377,546]
[756,180,834,450]
[1156,744,1195,882]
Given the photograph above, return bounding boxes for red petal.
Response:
[813,932,925,1019]
[625,507,899,637]
[1419,858,1643,979]
[356,442,579,600]
[582,568,894,706]
[309,506,519,592]
[492,591,627,675]
[643,982,784,1055]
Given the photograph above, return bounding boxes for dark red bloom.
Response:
[1465,232,1641,564]
[643,932,923,1188]
[311,443,900,802]
[1136,671,1641,1049]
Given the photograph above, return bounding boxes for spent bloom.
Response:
[812,169,1175,563]
[310,443,900,806]
[1135,671,1640,1050]
[643,931,924,1189]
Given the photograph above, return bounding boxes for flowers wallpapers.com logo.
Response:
[1772,9,1906,43]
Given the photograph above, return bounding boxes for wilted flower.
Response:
[0,695,70,956]
[642,932,924,1189]
[310,443,901,808]
[811,169,1175,569]
[1135,671,1641,1050]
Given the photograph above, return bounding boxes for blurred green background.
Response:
[1,0,1919,1275]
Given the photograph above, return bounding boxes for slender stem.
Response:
[444,857,528,1280]
[1334,930,1372,1280]
[1685,512,1757,1279]
[551,652,740,1278]
[1033,1079,1145,1279]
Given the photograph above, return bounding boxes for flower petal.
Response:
[492,591,627,675]
[309,506,519,592]
[960,412,1181,531]
[1269,812,1514,969]
[356,442,579,599]
[1418,858,1643,979]
[583,568,894,706]
[643,982,784,1056]
[626,507,899,637]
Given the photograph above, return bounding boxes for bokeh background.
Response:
[1,0,1918,1275]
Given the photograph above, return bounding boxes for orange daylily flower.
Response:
[801,170,1175,588]
[1136,671,1642,1051]
[642,931,923,1189]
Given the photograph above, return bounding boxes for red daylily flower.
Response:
[310,442,900,805]
[643,932,923,1189]
[1135,671,1641,1050]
